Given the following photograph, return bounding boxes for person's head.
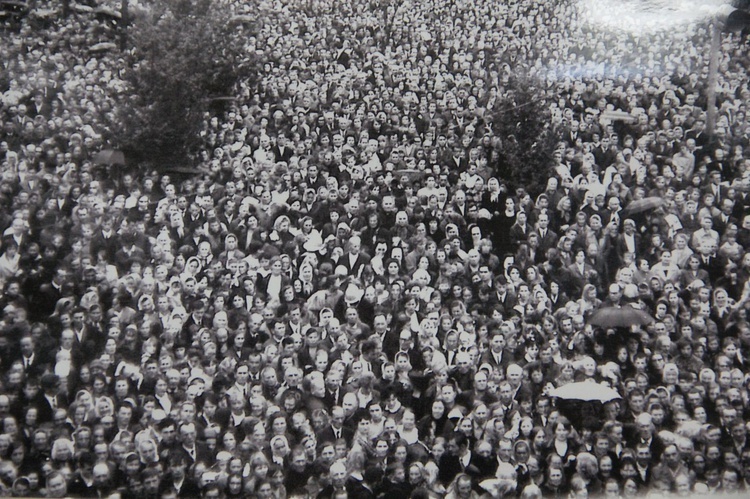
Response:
[454,473,473,498]
[46,472,67,497]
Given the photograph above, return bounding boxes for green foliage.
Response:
[114,0,258,169]
[489,72,559,195]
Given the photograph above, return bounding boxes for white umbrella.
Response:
[549,381,622,403]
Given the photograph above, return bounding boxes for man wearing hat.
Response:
[334,281,374,326]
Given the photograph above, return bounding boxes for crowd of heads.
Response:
[1,0,750,497]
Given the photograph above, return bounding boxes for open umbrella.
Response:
[587,306,654,328]
[623,197,665,216]
[93,149,126,166]
[549,381,622,403]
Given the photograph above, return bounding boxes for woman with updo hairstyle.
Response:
[394,351,414,394]
[369,436,391,469]
[555,360,576,387]
[275,284,299,317]
[384,257,403,285]
[529,426,547,458]
[506,264,524,291]
[279,389,302,414]
[578,284,601,317]
[417,398,453,447]
[597,454,615,483]
[226,291,249,330]
[268,411,291,442]
[407,461,427,490]
[554,196,574,233]
[662,363,680,392]
[556,235,574,267]
[547,419,579,465]
[8,441,29,475]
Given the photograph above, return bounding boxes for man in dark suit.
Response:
[568,249,598,296]
[535,212,558,255]
[316,406,354,446]
[488,276,517,317]
[686,121,711,162]
[28,266,66,319]
[634,444,655,487]
[88,217,119,263]
[339,236,370,279]
[16,334,45,379]
[114,231,147,274]
[479,332,513,376]
[158,455,201,497]
[70,307,101,363]
[438,432,470,486]
[508,210,531,253]
[323,371,345,408]
[179,300,209,348]
[67,452,96,496]
[713,198,737,236]
[450,189,471,220]
[702,169,728,204]
[27,92,53,119]
[51,328,84,374]
[725,420,750,458]
[627,413,665,466]
[698,241,727,285]
[444,145,469,173]
[372,314,399,362]
[533,396,553,429]
[358,339,383,379]
[616,219,642,263]
[34,374,68,425]
[272,132,295,163]
[172,422,211,468]
[593,135,617,169]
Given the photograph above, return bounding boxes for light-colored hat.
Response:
[344,283,364,304]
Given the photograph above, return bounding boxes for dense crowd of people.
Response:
[1,0,750,497]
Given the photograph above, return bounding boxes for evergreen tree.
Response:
[489,71,560,195]
[113,0,259,170]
